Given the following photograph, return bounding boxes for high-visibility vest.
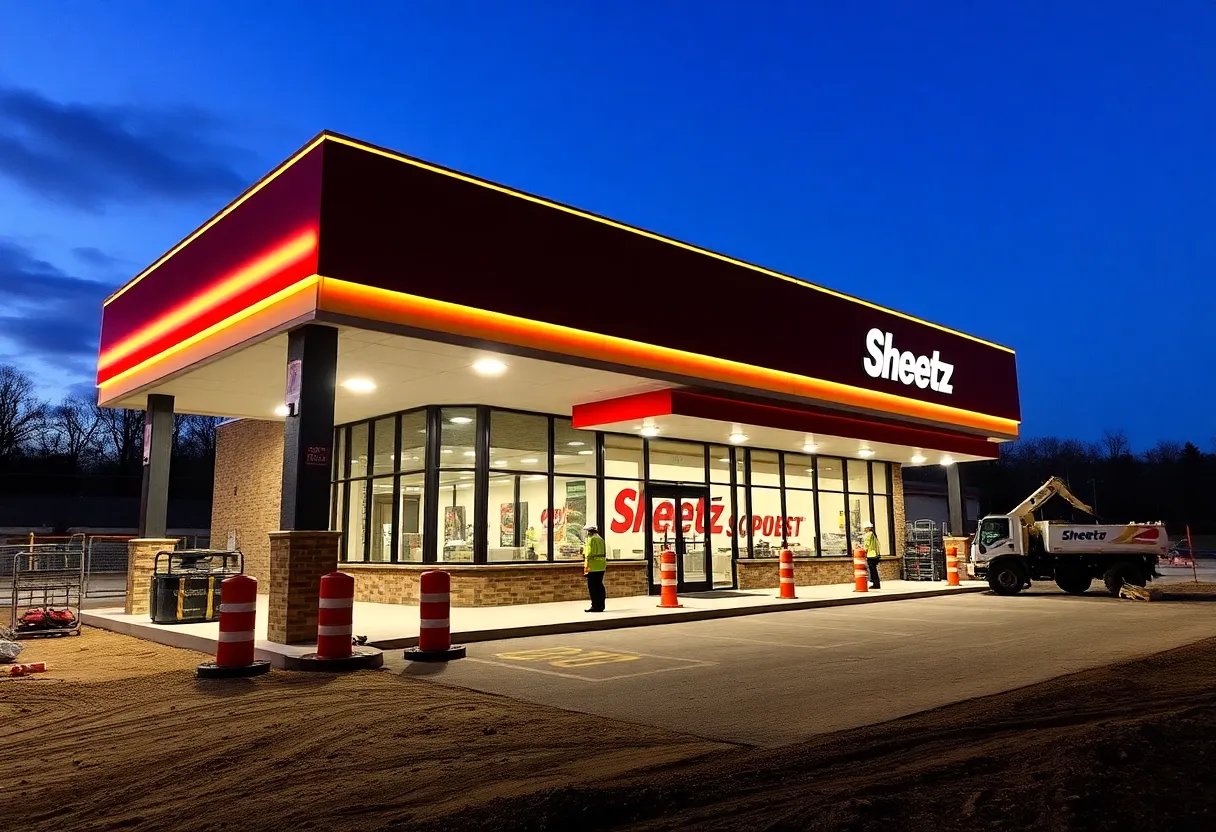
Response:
[864,531,880,557]
[584,535,607,572]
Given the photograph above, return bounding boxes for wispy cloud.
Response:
[0,85,254,212]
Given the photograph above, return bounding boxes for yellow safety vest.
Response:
[864,531,880,557]
[584,535,607,572]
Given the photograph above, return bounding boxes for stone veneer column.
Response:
[266,530,341,644]
[124,538,179,616]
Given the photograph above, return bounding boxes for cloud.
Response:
[0,86,254,212]
[73,246,124,269]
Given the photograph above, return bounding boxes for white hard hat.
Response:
[863,522,874,530]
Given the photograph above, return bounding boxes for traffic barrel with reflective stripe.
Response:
[317,572,355,660]
[198,574,270,679]
[657,549,682,608]
[853,547,869,593]
[778,548,796,599]
[945,546,961,586]
[404,570,466,662]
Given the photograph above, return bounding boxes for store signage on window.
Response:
[610,488,806,538]
[284,359,302,415]
[141,422,152,466]
[863,328,954,394]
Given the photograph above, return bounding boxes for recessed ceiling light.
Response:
[577,450,593,456]
[441,449,453,455]
[910,453,927,464]
[341,378,376,393]
[520,457,538,464]
[472,357,507,377]
[526,475,545,481]
[729,432,748,444]
[802,443,818,454]
[450,416,473,425]
[567,441,586,447]
[405,486,421,492]
[718,458,730,463]
[940,456,956,467]
[493,460,507,467]
[459,474,473,480]
[273,404,289,417]
[462,451,475,457]
[640,426,660,438]
[858,448,875,458]
[456,483,471,489]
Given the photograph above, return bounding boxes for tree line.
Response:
[0,364,218,499]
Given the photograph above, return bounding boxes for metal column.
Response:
[280,324,338,530]
[138,393,174,538]
[946,463,966,537]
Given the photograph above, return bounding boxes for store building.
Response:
[97,132,1020,643]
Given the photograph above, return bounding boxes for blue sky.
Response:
[1,1,1212,449]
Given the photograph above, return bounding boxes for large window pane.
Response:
[648,440,705,483]
[750,486,783,556]
[872,462,890,494]
[519,473,550,560]
[817,457,844,492]
[735,481,751,556]
[817,490,847,555]
[490,411,548,473]
[554,419,597,475]
[372,417,396,477]
[334,428,346,479]
[440,407,478,468]
[873,495,892,558]
[784,453,814,490]
[397,473,425,562]
[399,410,426,473]
[709,446,733,483]
[785,488,817,556]
[435,470,475,561]
[847,458,870,494]
[487,474,521,562]
[349,422,369,479]
[749,450,780,487]
[709,483,734,586]
[332,482,344,532]
[604,434,643,479]
[604,478,645,560]
[554,476,596,561]
[847,493,872,553]
[345,477,368,561]
[369,476,394,561]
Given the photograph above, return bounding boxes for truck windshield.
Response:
[978,518,1011,547]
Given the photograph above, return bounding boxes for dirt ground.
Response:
[4,618,1216,831]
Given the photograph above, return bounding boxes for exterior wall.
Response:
[892,463,906,554]
[343,561,648,607]
[736,557,900,589]
[210,419,284,586]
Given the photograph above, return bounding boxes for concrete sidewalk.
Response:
[81,579,981,667]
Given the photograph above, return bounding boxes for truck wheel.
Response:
[988,561,1026,596]
[1054,568,1092,595]
[1103,562,1146,597]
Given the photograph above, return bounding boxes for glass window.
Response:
[349,422,369,479]
[603,434,643,479]
[709,446,733,483]
[817,457,844,492]
[604,478,645,561]
[817,490,847,555]
[487,474,521,562]
[786,488,817,556]
[648,440,706,483]
[345,477,368,561]
[847,493,872,553]
[709,483,734,586]
[519,473,550,561]
[397,473,425,562]
[750,486,783,556]
[435,470,475,562]
[847,458,870,494]
[369,476,395,561]
[490,411,548,473]
[334,428,346,479]
[331,482,344,532]
[440,407,478,468]
[978,517,1011,548]
[399,410,426,472]
[872,461,890,495]
[735,481,751,555]
[873,495,892,558]
[749,450,780,487]
[784,453,814,490]
[554,476,596,561]
[372,417,397,477]
[554,419,596,475]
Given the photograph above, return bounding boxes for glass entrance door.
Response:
[646,485,712,594]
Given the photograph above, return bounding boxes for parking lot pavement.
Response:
[388,587,1216,747]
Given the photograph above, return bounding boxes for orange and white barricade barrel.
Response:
[404,570,466,662]
[945,546,961,586]
[657,549,682,608]
[198,574,270,679]
[778,548,797,599]
[317,571,355,660]
[853,547,869,593]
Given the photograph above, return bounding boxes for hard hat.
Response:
[863,522,874,530]
[584,525,599,535]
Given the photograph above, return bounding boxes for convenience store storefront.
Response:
[96,132,1020,643]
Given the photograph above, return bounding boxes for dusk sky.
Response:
[1,2,1212,450]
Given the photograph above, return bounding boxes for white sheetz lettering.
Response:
[863,328,954,394]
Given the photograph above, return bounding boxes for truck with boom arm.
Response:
[969,477,1165,596]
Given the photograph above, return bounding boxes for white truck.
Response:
[969,477,1166,596]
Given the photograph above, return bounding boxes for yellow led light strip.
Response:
[321,133,1014,354]
[103,136,327,306]
[98,275,320,392]
[99,228,318,371]
[318,277,1020,437]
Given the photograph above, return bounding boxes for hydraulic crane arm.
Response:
[1007,477,1096,526]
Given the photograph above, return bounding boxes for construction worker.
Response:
[863,521,881,589]
[525,526,538,560]
[583,524,607,612]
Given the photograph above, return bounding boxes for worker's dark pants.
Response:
[586,570,606,611]
[868,557,881,589]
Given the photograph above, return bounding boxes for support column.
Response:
[269,324,339,645]
[124,538,178,616]
[946,462,966,537]
[138,393,174,538]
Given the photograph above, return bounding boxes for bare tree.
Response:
[0,364,47,459]
[176,415,222,459]
[1101,429,1131,460]
[95,405,145,471]
[1144,440,1184,466]
[46,397,102,467]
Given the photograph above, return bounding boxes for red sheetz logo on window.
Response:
[609,488,806,538]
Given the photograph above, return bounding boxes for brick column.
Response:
[124,538,178,616]
[267,530,341,644]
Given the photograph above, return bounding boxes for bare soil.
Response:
[4,625,1216,831]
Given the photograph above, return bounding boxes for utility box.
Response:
[148,550,243,625]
